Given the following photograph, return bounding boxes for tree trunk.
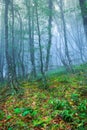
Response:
[79,0,87,39]
[35,2,44,75]
[5,0,19,92]
[26,0,36,78]
[0,7,4,81]
[45,0,52,71]
[17,11,25,77]
[35,1,48,88]
[59,0,73,72]
[11,0,16,79]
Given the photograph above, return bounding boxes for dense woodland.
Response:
[0,0,87,129]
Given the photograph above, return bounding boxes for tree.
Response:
[34,0,48,88]
[17,10,25,77]
[11,0,16,78]
[25,0,36,78]
[0,6,4,81]
[45,0,52,71]
[79,0,87,39]
[58,0,73,71]
[4,0,19,92]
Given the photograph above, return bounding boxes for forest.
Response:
[0,0,87,129]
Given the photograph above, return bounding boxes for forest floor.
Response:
[0,65,87,130]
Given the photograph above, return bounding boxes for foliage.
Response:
[49,98,70,110]
[71,93,79,103]
[0,70,87,129]
[60,109,74,122]
[78,100,87,112]
[0,110,5,120]
[58,76,70,83]
[14,107,37,117]
[22,107,37,117]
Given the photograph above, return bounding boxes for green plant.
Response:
[49,98,71,110]
[49,98,65,110]
[14,107,37,117]
[14,108,21,114]
[33,119,45,127]
[58,76,70,84]
[71,93,79,102]
[22,107,37,117]
[61,109,74,122]
[6,115,12,120]
[0,110,5,120]
[78,100,87,113]
[77,121,85,130]
[8,127,13,130]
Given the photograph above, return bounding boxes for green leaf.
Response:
[8,127,13,130]
[6,115,12,120]
[0,110,5,120]
[14,108,21,114]
[22,110,30,116]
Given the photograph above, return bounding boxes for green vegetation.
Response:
[0,65,87,130]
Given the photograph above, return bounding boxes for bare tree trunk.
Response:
[79,0,87,39]
[45,0,52,71]
[26,0,36,78]
[11,0,16,79]
[59,0,73,72]
[5,0,10,80]
[5,0,19,92]
[35,1,48,88]
[35,2,43,75]
[0,7,4,81]
[17,11,25,77]
[31,4,36,77]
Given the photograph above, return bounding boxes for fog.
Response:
[1,1,87,129]
[0,0,87,80]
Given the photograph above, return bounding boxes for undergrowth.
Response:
[0,64,87,130]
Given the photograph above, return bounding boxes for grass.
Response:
[0,64,87,130]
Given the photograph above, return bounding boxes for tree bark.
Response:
[0,7,4,81]
[79,0,87,39]
[45,0,52,71]
[5,0,19,92]
[26,0,36,78]
[59,0,73,71]
[35,1,48,88]
[11,0,16,78]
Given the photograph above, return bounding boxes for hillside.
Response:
[0,67,87,130]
